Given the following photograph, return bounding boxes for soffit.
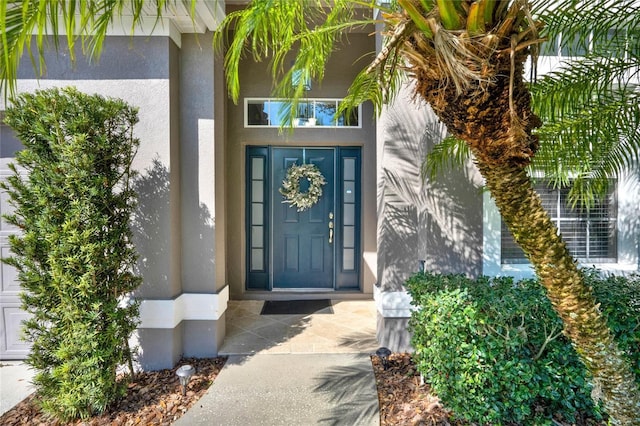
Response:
[136,0,226,33]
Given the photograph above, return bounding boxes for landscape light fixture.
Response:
[176,364,195,396]
[376,347,392,370]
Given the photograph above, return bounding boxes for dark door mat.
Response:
[260,299,333,315]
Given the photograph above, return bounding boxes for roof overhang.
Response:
[146,0,225,34]
[103,1,226,47]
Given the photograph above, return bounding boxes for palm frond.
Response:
[216,1,375,99]
[531,55,639,121]
[214,0,380,127]
[529,0,640,207]
[1,1,50,96]
[533,0,640,59]
[0,1,178,97]
[533,89,640,207]
[422,135,471,180]
[341,62,406,119]
[272,3,362,97]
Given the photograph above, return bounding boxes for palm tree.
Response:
[217,1,640,421]
[426,0,640,206]
[1,0,638,423]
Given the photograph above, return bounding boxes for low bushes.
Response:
[587,270,640,381]
[407,270,640,425]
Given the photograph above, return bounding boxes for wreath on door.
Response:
[279,163,327,212]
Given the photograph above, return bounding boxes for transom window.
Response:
[501,181,618,264]
[245,98,360,128]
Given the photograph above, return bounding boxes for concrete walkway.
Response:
[174,353,379,426]
[1,301,381,424]
[0,361,35,416]
[0,354,380,425]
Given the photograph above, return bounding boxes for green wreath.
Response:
[279,163,327,212]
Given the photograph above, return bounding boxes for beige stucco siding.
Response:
[3,34,226,368]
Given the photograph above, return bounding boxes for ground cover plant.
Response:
[407,271,640,425]
[1,88,142,421]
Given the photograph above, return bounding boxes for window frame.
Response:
[482,175,639,279]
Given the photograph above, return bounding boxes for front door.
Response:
[272,148,335,289]
[245,146,361,291]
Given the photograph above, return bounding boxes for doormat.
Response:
[260,299,333,315]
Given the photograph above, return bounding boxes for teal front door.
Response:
[245,146,361,291]
[272,148,335,288]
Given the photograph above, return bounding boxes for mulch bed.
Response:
[0,357,226,426]
[372,353,460,425]
[1,353,608,425]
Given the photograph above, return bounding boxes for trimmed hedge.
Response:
[1,88,142,420]
[407,271,640,424]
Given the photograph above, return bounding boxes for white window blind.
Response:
[501,181,617,264]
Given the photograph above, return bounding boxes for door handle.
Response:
[329,215,334,244]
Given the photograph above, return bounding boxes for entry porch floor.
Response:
[219,300,379,355]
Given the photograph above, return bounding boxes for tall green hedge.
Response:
[1,88,142,420]
[407,271,640,424]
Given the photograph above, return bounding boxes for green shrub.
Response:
[586,269,640,382]
[407,272,624,424]
[1,88,142,420]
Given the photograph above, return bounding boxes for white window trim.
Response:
[482,174,639,279]
[244,97,362,129]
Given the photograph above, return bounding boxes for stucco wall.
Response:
[179,33,217,293]
[375,82,484,352]
[376,82,484,293]
[10,36,182,300]
[4,34,226,368]
[225,32,378,298]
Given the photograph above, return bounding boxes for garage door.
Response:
[0,117,30,360]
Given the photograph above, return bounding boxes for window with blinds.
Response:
[501,181,618,264]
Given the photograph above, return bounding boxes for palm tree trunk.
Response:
[475,157,640,425]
